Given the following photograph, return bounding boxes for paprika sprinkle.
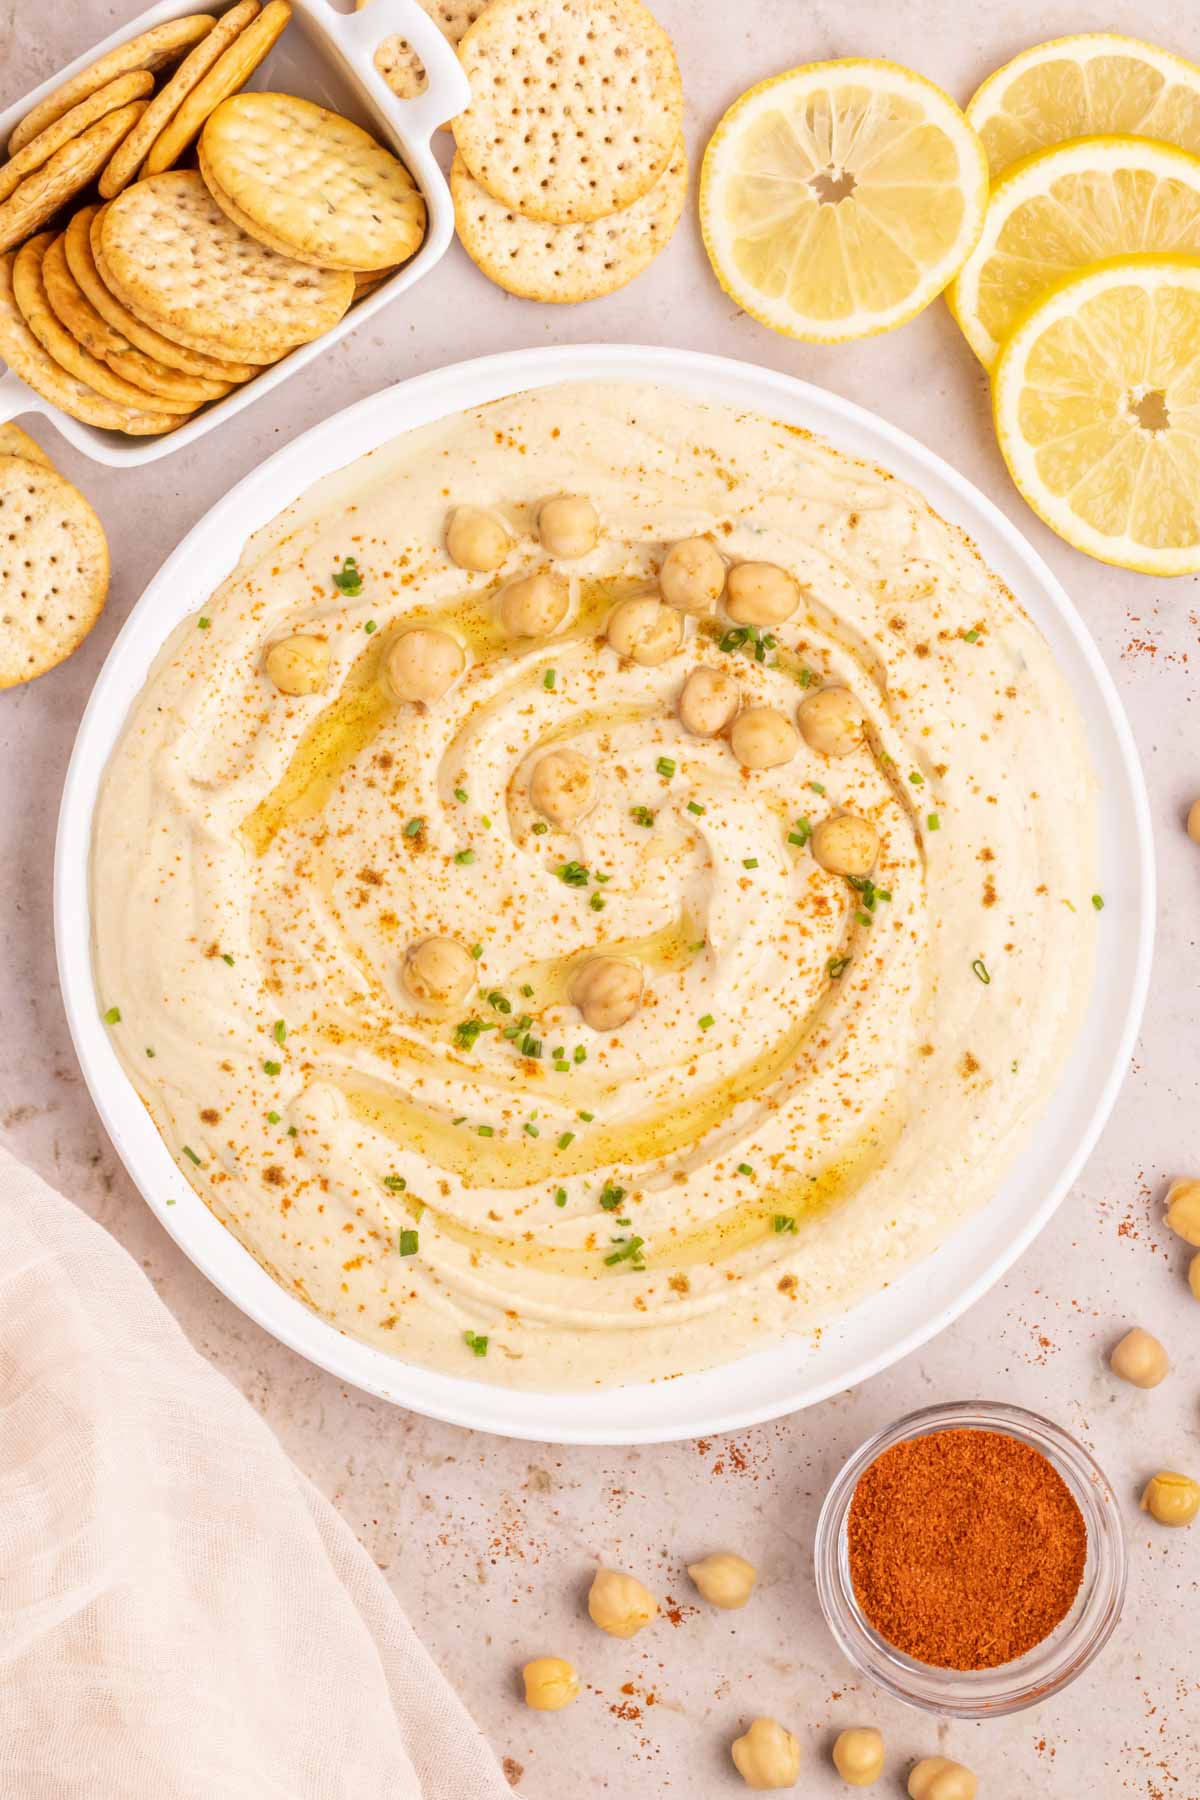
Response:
[847,1427,1087,1670]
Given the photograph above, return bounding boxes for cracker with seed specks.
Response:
[0,454,110,687]
[99,0,264,199]
[8,16,215,155]
[0,424,52,466]
[41,233,234,407]
[199,92,425,271]
[452,0,682,224]
[0,73,153,205]
[452,138,686,301]
[143,0,292,176]
[0,102,149,256]
[97,171,352,361]
[355,0,491,102]
[0,251,184,435]
[67,205,264,383]
[14,234,197,414]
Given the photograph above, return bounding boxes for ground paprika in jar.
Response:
[846,1427,1087,1670]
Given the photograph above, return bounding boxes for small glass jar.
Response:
[814,1400,1127,1717]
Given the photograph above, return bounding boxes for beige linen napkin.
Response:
[0,1145,513,1800]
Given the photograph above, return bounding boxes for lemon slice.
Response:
[994,255,1200,574]
[967,33,1200,178]
[699,58,988,343]
[949,135,1200,366]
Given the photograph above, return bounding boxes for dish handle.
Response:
[318,0,472,150]
[0,368,39,428]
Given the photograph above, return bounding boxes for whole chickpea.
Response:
[811,813,879,878]
[730,706,799,770]
[1109,1327,1169,1388]
[687,1551,757,1609]
[569,957,643,1032]
[445,504,511,573]
[832,1727,885,1788]
[587,1567,658,1638]
[1186,796,1200,844]
[1140,1471,1200,1527]
[403,937,476,1008]
[1165,1178,1200,1246]
[797,685,866,758]
[498,569,570,638]
[907,1758,978,1800]
[264,633,330,696]
[1189,1251,1200,1303]
[386,628,465,703]
[521,1656,580,1711]
[731,1717,801,1790]
[528,749,596,828]
[678,665,740,737]
[659,537,726,614]
[606,594,683,665]
[537,495,600,560]
[725,561,801,627]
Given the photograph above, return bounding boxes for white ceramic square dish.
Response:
[0,0,469,465]
[54,345,1154,1444]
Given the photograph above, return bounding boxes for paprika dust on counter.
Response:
[846,1427,1087,1670]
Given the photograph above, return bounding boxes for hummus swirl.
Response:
[91,383,1097,1389]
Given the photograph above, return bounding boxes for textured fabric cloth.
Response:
[0,1146,512,1800]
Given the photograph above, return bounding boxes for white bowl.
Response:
[54,345,1154,1443]
[0,0,470,465]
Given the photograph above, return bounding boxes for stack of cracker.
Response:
[0,2,426,437]
[363,0,687,303]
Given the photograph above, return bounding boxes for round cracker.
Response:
[0,453,109,687]
[143,0,293,176]
[67,205,264,383]
[356,0,490,104]
[13,233,197,414]
[40,232,234,407]
[0,423,53,467]
[8,16,216,155]
[0,101,149,256]
[99,1,264,199]
[0,251,184,435]
[0,72,154,206]
[198,92,425,271]
[97,170,352,360]
[452,138,686,302]
[452,0,682,224]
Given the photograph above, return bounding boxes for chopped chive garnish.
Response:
[589,893,606,911]
[267,1110,281,1125]
[743,857,759,870]
[399,1228,419,1256]
[787,831,805,847]
[808,781,826,795]
[531,820,549,835]
[103,1005,121,1025]
[826,956,851,980]
[909,770,925,787]
[481,816,491,829]
[364,620,377,635]
[857,911,872,926]
[960,627,980,643]
[487,990,511,1014]
[221,952,235,966]
[524,1121,540,1137]
[558,1131,574,1149]
[263,1059,281,1075]
[737,1162,754,1178]
[773,1214,797,1233]
[656,756,676,778]
[520,1035,542,1059]
[287,1126,297,1137]
[594,871,611,884]
[687,800,706,816]
[332,556,363,596]
[927,813,940,831]
[454,848,475,865]
[798,667,814,688]
[558,860,589,886]
[404,817,424,837]
[599,1183,626,1211]
[470,943,483,960]
[384,1175,406,1191]
[631,805,655,827]
[791,816,812,846]
[453,1018,493,1051]
[604,1235,646,1268]
[454,786,468,803]
[543,668,556,690]
[971,957,991,985]
[1092,894,1104,911]
[197,616,211,630]
[520,983,534,998]
[273,1020,286,1044]
[182,1144,201,1166]
[145,1047,155,1058]
[477,1124,494,1138]
[698,1013,715,1030]
[464,1330,488,1357]
[554,1187,567,1207]
[578,1109,594,1122]
[573,1046,586,1064]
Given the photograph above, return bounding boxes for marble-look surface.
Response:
[3,2,1199,1793]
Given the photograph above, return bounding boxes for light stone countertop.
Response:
[2,2,1199,1794]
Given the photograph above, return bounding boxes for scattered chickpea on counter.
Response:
[1189,1252,1200,1302]
[1109,1327,1169,1388]
[1186,795,1200,844]
[686,1550,757,1609]
[1140,1471,1200,1527]
[908,1756,978,1800]
[1164,1178,1200,1246]
[832,1726,885,1787]
[521,1656,580,1711]
[731,1716,801,1790]
[586,1567,658,1638]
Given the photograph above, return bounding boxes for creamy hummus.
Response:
[91,382,1097,1390]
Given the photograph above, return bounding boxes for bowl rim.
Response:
[53,342,1155,1444]
[813,1399,1129,1716]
